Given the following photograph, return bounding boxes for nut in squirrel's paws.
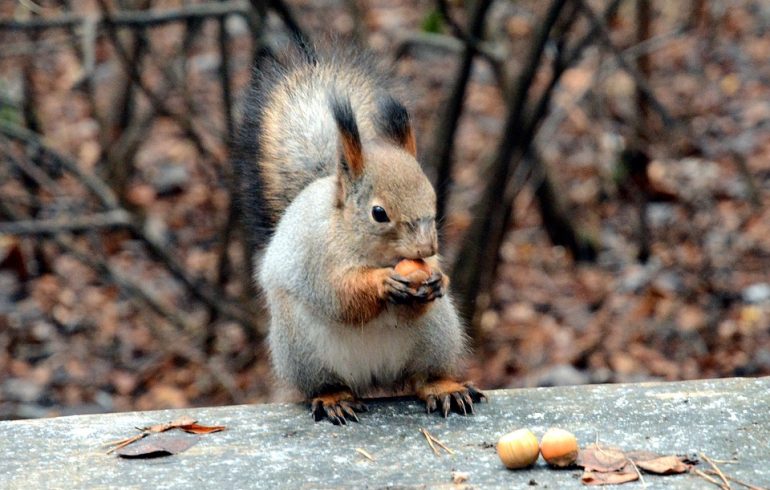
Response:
[311,391,368,425]
[417,379,486,418]
[386,259,445,305]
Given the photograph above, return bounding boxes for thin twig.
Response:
[428,433,455,455]
[420,428,441,456]
[694,468,730,489]
[701,453,733,490]
[704,470,768,490]
[105,433,148,454]
[419,428,455,456]
[708,459,740,465]
[355,448,375,461]
[625,456,647,488]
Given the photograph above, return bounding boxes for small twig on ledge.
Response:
[701,453,733,490]
[419,428,455,456]
[420,428,440,456]
[694,468,730,490]
[625,456,647,488]
[355,448,375,461]
[0,210,131,236]
[429,433,455,455]
[703,470,767,490]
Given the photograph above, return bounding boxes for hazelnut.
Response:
[540,428,579,467]
[497,428,540,469]
[394,259,431,287]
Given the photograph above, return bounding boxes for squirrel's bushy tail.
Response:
[233,42,400,252]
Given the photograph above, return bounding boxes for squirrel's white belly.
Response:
[302,305,417,392]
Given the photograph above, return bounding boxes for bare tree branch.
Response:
[575,0,674,127]
[0,0,250,30]
[430,0,493,233]
[0,120,120,208]
[0,200,244,402]
[452,0,570,332]
[95,0,223,164]
[0,210,131,236]
[0,121,262,335]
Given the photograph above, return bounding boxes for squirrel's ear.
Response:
[376,95,416,157]
[330,94,364,179]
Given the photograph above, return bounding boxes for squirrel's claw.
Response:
[440,394,452,418]
[425,395,438,414]
[452,392,467,415]
[311,392,367,425]
[417,379,486,417]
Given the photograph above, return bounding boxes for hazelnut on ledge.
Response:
[497,428,540,469]
[540,428,579,467]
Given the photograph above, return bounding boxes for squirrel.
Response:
[233,45,485,424]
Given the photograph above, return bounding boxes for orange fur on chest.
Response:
[335,268,388,325]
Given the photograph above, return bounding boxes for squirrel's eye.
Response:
[371,206,390,223]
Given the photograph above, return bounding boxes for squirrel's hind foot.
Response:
[310,391,368,425]
[417,379,486,418]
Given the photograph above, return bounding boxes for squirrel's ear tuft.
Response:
[330,93,364,179]
[376,95,416,157]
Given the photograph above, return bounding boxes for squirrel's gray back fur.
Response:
[233,45,399,251]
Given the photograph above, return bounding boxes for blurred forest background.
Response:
[1,0,769,420]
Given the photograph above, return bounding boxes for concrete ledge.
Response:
[1,377,769,489]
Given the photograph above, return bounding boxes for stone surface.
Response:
[1,377,769,489]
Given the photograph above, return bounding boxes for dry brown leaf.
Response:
[143,415,198,433]
[634,455,690,474]
[623,450,661,462]
[581,470,639,486]
[578,446,694,484]
[178,422,226,434]
[116,433,200,458]
[577,445,628,472]
[107,416,225,454]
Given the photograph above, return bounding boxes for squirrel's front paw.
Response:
[311,391,368,425]
[385,270,445,305]
[417,379,487,418]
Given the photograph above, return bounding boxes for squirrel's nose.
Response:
[415,242,437,259]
